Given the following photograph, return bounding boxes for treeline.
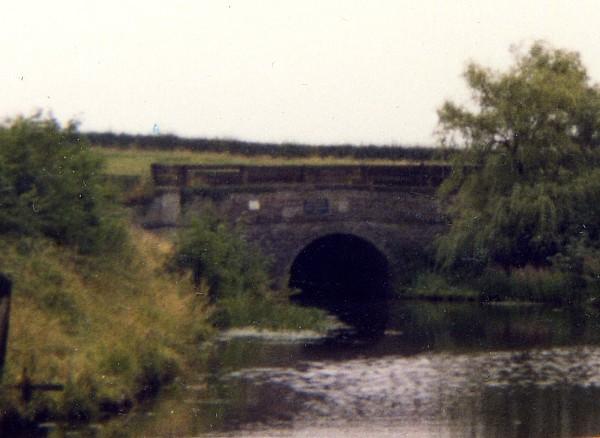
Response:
[86,132,453,161]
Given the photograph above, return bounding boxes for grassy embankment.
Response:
[1,224,330,431]
[0,228,208,429]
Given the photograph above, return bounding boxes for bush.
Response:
[172,214,270,302]
[172,215,330,331]
[0,115,126,254]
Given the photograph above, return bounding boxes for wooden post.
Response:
[0,274,12,382]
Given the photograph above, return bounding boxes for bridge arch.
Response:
[289,233,391,299]
[273,222,398,283]
[288,232,391,334]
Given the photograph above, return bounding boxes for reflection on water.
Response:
[227,347,600,437]
[57,302,600,437]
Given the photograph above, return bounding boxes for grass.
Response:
[404,267,590,305]
[92,146,427,178]
[0,228,213,426]
[212,292,331,332]
[473,267,587,304]
[404,272,479,301]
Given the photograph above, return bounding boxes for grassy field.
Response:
[92,147,425,177]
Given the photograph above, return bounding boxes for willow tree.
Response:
[436,42,600,273]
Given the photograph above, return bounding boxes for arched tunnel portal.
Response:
[288,233,391,334]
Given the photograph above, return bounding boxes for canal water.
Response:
[83,300,600,437]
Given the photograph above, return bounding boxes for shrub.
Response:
[172,214,270,302]
[172,215,330,331]
[0,115,126,254]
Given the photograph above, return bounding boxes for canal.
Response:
[51,299,600,437]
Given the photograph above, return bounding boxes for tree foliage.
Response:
[0,115,125,253]
[436,42,600,273]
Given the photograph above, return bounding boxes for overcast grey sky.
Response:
[3,1,600,145]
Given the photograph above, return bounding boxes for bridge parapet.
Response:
[151,164,451,189]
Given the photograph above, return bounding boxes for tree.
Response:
[0,115,125,253]
[435,42,600,273]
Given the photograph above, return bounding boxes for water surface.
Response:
[105,301,600,437]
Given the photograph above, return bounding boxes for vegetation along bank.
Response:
[0,116,328,433]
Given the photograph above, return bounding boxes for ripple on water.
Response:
[228,345,600,424]
[218,328,327,343]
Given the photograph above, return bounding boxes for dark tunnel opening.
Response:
[289,233,391,336]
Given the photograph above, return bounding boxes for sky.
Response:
[3,1,600,146]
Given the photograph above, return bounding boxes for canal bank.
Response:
[0,228,214,434]
[0,222,332,435]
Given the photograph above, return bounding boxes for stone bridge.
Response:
[140,163,450,294]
